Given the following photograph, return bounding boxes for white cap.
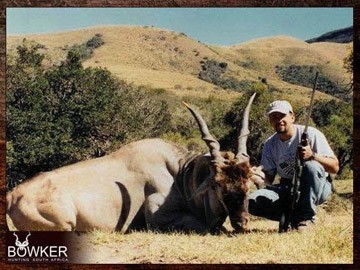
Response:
[266,100,293,115]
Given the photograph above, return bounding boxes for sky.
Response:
[7,8,353,46]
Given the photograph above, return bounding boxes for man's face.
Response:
[268,112,295,134]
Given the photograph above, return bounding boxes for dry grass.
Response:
[69,216,352,264]
[64,179,353,264]
[7,26,351,103]
[104,63,241,101]
[218,35,351,82]
[7,26,245,101]
[7,180,352,264]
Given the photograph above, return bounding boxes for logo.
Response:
[14,232,31,250]
[7,232,69,263]
[279,156,296,177]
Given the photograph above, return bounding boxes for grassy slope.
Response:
[217,35,351,81]
[7,26,351,104]
[213,35,352,102]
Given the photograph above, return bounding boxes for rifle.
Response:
[278,71,319,233]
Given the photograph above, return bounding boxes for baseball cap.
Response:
[266,100,293,115]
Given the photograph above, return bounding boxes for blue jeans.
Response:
[249,160,332,222]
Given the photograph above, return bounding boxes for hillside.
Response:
[216,36,350,87]
[306,26,353,43]
[6,26,352,103]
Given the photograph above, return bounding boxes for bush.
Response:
[68,34,105,61]
[86,34,105,49]
[343,48,353,93]
[219,78,261,92]
[275,65,349,101]
[220,88,274,164]
[198,59,227,84]
[198,59,261,93]
[165,95,232,154]
[312,99,352,176]
[6,40,171,190]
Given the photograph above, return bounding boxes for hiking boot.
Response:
[294,219,316,232]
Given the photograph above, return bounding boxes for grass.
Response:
[7,180,353,264]
[66,179,353,264]
[6,26,351,104]
[70,215,352,264]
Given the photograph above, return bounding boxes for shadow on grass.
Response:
[248,228,279,234]
[223,227,279,237]
[336,192,353,200]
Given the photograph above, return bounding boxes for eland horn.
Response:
[235,93,256,162]
[183,102,225,164]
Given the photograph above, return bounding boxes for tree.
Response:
[7,40,171,189]
[7,39,57,186]
[312,99,352,176]
[219,84,274,165]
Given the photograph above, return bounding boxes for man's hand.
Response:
[299,144,315,160]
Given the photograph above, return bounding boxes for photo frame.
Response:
[0,0,358,268]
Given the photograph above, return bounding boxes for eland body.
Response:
[6,139,186,231]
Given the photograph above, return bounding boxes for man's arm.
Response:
[312,152,339,174]
[300,144,339,174]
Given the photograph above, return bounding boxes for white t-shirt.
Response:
[261,124,335,179]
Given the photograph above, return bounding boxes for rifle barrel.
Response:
[304,72,319,134]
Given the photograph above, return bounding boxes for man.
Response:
[249,100,339,231]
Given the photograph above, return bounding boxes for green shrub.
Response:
[275,65,349,101]
[312,99,352,176]
[68,34,105,61]
[220,88,274,164]
[6,40,171,190]
[219,78,260,92]
[343,48,353,93]
[235,60,256,69]
[198,59,227,84]
[86,34,105,49]
[198,59,261,93]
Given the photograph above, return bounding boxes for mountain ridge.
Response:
[306,26,353,43]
